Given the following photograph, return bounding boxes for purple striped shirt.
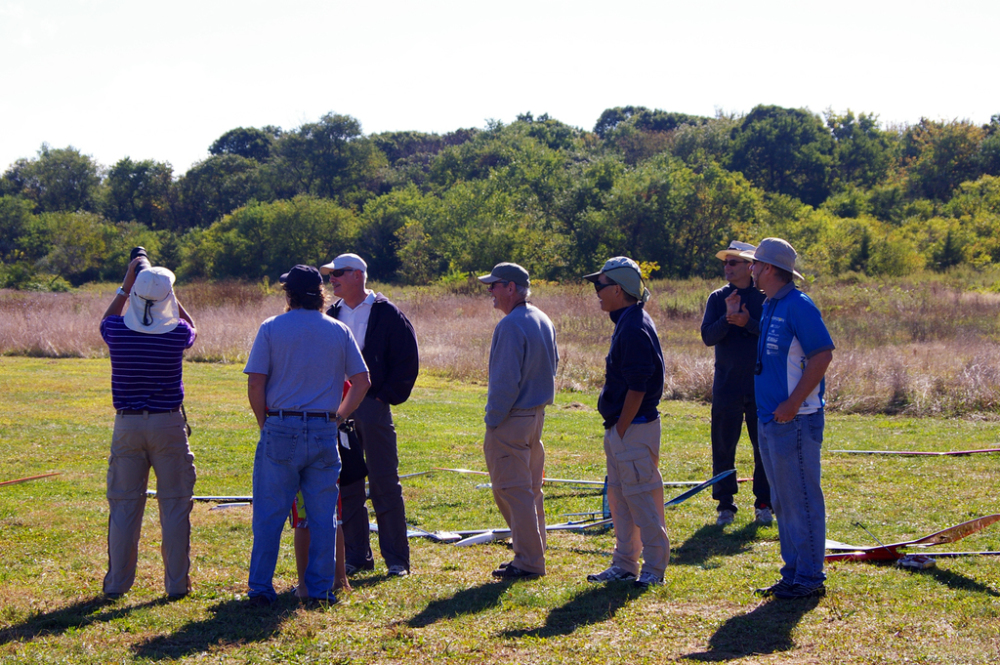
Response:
[101,316,196,411]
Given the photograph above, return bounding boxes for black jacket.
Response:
[700,282,764,399]
[327,294,419,406]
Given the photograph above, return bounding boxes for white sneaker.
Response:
[716,509,735,526]
[634,572,663,588]
[755,507,774,525]
[387,565,409,577]
[587,565,637,582]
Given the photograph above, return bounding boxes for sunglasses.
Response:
[486,280,510,291]
[328,268,355,278]
[594,281,615,293]
[724,259,749,267]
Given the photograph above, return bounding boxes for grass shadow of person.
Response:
[671,521,764,567]
[907,564,1000,596]
[132,592,298,661]
[683,597,820,661]
[407,580,514,628]
[0,595,168,647]
[501,583,646,639]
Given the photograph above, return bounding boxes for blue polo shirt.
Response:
[754,282,834,423]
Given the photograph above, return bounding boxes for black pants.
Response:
[711,393,771,513]
[340,396,410,571]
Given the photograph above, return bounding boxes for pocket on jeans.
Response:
[264,425,298,464]
[614,447,654,494]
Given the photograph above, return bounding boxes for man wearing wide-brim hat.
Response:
[742,238,834,601]
[701,241,772,527]
[100,258,198,600]
[582,257,669,589]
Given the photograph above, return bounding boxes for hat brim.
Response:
[740,250,804,280]
[123,293,180,335]
[581,271,603,283]
[319,262,335,275]
[716,250,752,261]
[478,274,503,284]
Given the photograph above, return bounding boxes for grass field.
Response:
[2,358,1000,664]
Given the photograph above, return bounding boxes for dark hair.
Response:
[772,266,794,283]
[284,284,327,311]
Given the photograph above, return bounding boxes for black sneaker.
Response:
[754,579,793,597]
[774,583,826,600]
[492,564,541,579]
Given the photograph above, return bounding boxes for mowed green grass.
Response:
[1,357,1000,664]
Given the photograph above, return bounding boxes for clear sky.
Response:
[2,0,997,175]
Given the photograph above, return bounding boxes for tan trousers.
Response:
[484,406,547,575]
[104,410,196,596]
[604,419,670,577]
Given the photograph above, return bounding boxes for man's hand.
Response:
[726,303,750,327]
[724,291,741,316]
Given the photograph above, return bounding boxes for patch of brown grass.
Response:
[5,276,1000,416]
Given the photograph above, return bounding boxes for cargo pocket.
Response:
[615,447,655,497]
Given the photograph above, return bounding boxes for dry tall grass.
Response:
[4,277,1000,416]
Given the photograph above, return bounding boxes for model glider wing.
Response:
[829,448,1000,456]
[665,469,736,507]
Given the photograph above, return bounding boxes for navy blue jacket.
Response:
[327,294,419,406]
[597,304,664,429]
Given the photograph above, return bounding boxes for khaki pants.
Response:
[484,406,546,575]
[105,411,196,596]
[604,419,670,577]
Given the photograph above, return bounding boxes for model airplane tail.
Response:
[826,514,1000,562]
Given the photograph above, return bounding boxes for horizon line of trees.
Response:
[2,105,999,290]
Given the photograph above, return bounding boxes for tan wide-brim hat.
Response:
[716,240,757,261]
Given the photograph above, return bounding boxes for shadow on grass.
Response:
[407,580,514,627]
[683,597,820,661]
[132,593,297,660]
[0,595,168,646]
[501,583,646,639]
[672,521,763,566]
[913,565,1000,596]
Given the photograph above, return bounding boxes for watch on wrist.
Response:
[116,286,127,297]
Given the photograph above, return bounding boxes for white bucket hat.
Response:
[123,267,180,334]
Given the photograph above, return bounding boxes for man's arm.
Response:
[247,373,268,429]
[178,301,197,336]
[615,389,646,438]
[102,258,142,320]
[373,305,419,405]
[700,290,731,346]
[339,372,371,420]
[772,350,833,423]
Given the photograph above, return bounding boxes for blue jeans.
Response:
[757,411,826,588]
[248,416,342,601]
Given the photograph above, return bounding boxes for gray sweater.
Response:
[485,302,559,427]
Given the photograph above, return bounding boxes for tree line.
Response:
[2,106,999,289]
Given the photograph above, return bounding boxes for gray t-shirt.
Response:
[485,302,559,427]
[244,308,368,412]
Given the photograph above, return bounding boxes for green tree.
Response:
[729,105,834,207]
[826,110,897,188]
[104,157,174,228]
[1,145,102,213]
[902,118,985,200]
[0,195,36,258]
[267,113,385,203]
[175,154,261,229]
[209,126,277,162]
[186,195,359,281]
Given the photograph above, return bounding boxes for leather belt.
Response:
[265,410,335,419]
[116,407,181,415]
